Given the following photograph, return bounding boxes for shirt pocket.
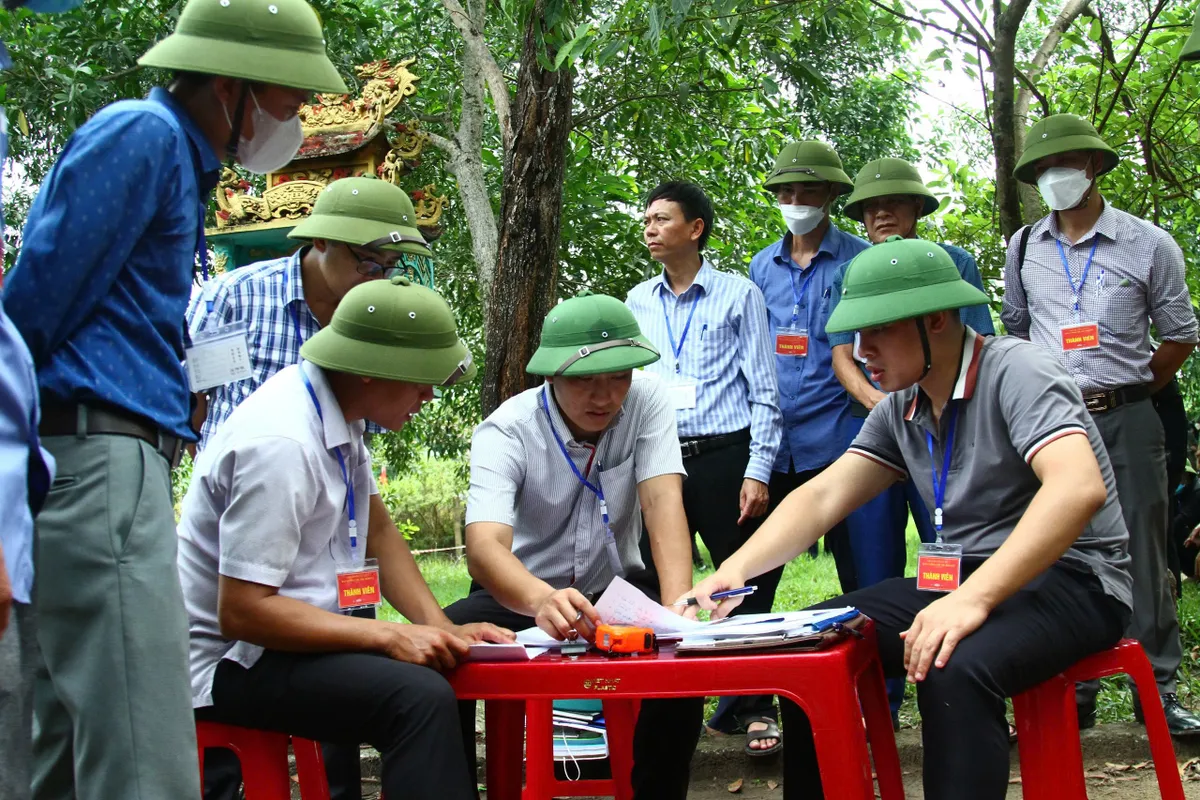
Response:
[597,454,639,552]
[695,323,738,380]
[1097,283,1145,335]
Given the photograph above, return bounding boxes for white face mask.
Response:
[224,89,304,175]
[779,203,826,237]
[1036,167,1092,211]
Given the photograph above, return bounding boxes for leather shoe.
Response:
[1134,693,1200,737]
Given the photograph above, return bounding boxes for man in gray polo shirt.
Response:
[688,238,1132,800]
[1002,114,1200,735]
[446,292,702,799]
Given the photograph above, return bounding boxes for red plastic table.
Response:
[448,620,903,800]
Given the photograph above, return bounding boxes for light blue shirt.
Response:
[0,304,54,605]
[626,261,782,484]
[749,224,871,473]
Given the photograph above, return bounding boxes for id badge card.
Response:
[185,321,252,391]
[666,380,697,410]
[336,557,381,611]
[916,543,962,592]
[775,327,809,357]
[1060,321,1099,352]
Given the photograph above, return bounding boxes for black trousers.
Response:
[641,434,785,726]
[196,649,475,800]
[780,565,1127,800]
[444,573,703,800]
[201,606,379,800]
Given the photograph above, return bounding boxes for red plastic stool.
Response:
[196,721,331,800]
[1012,639,1185,800]
[522,699,638,800]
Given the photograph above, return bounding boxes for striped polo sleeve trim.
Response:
[847,446,908,477]
[1022,425,1088,464]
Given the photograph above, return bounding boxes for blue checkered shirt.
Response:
[186,250,386,450]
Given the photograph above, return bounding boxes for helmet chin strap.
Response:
[224,82,250,162]
[915,317,933,380]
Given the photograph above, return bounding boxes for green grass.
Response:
[396,521,1200,728]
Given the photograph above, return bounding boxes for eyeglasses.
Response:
[345,245,399,278]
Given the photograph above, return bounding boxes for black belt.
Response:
[39,403,186,469]
[1082,384,1152,415]
[680,428,751,459]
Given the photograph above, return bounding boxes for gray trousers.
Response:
[0,601,36,800]
[32,434,199,800]
[1080,399,1180,701]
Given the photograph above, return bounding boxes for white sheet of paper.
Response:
[666,382,697,410]
[593,576,706,634]
[464,642,549,661]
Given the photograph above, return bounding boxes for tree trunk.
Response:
[481,3,574,416]
[991,22,1025,241]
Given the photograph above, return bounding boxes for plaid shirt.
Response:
[186,250,386,450]
[1001,202,1198,394]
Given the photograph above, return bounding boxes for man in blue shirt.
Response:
[748,141,869,592]
[1,1,347,797]
[626,181,784,756]
[0,304,53,800]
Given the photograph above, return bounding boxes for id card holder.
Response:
[775,327,809,357]
[666,380,697,410]
[185,321,252,392]
[916,543,962,592]
[1060,321,1099,352]
[336,557,381,611]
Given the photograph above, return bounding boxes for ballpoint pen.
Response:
[673,585,758,607]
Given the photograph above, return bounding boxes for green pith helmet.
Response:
[300,275,475,385]
[526,292,660,377]
[138,0,348,95]
[289,177,432,257]
[763,141,854,196]
[826,236,990,334]
[1180,8,1200,61]
[1013,114,1120,184]
[842,158,940,223]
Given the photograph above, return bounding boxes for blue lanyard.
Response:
[1054,238,1100,318]
[540,388,624,575]
[788,266,818,327]
[660,290,700,374]
[925,403,959,542]
[300,364,358,553]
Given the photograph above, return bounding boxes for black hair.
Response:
[646,181,715,251]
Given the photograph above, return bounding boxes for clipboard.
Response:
[673,609,864,655]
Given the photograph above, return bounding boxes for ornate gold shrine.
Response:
[206,59,449,273]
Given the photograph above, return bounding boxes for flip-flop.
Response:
[742,716,783,757]
[1008,722,1018,743]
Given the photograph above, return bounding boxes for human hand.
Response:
[899,592,989,682]
[535,588,601,641]
[676,568,747,620]
[738,478,769,525]
[1186,523,1200,549]
[378,623,469,671]
[453,622,516,644]
[863,386,887,410]
[665,601,700,620]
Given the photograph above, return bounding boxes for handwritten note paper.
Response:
[593,576,706,634]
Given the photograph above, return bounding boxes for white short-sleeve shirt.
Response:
[177,361,378,707]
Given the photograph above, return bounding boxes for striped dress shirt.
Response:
[625,261,782,485]
[465,374,685,597]
[185,249,385,450]
[1001,202,1198,394]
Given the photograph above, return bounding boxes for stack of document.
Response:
[552,701,608,761]
[466,577,860,659]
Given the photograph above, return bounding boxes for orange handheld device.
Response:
[595,624,657,655]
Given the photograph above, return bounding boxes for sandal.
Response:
[742,716,783,757]
[1008,722,1017,744]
